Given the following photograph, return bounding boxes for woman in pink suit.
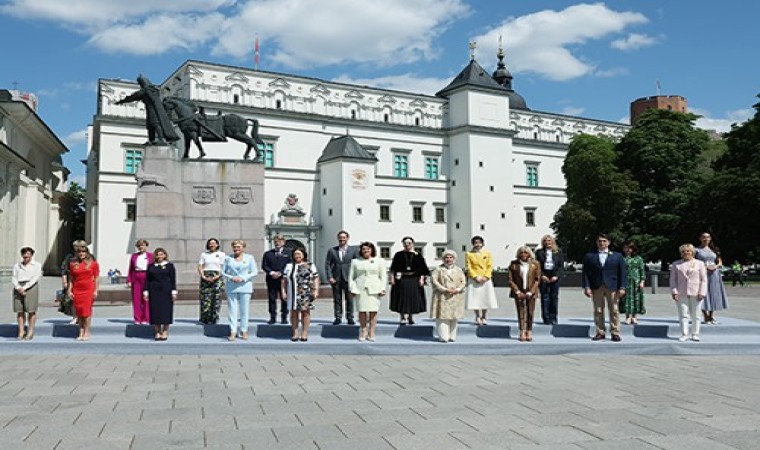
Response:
[669,244,707,342]
[127,239,154,324]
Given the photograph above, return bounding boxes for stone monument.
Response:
[120,74,266,284]
[135,146,265,284]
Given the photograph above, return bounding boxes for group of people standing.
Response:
[582,232,730,343]
[10,229,733,344]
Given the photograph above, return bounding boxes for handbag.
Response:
[56,289,74,316]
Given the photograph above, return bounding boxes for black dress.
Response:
[147,262,177,325]
[389,251,430,314]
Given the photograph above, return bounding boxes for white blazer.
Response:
[670,258,707,297]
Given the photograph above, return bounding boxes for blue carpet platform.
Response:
[2,316,759,355]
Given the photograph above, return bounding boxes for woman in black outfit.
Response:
[145,248,177,341]
[390,236,430,325]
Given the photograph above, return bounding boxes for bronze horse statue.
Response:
[163,96,264,160]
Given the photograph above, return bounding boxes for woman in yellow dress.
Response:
[465,236,498,325]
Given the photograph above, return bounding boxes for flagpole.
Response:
[254,33,260,70]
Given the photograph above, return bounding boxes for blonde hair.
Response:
[515,246,535,259]
[679,243,695,254]
[541,234,559,252]
[231,239,247,248]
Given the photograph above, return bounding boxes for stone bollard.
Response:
[650,273,659,294]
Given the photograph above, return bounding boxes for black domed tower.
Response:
[492,41,528,110]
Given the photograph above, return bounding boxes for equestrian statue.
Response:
[163,96,265,160]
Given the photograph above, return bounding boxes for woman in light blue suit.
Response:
[349,242,387,342]
[222,239,258,341]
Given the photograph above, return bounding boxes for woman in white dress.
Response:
[349,242,387,341]
[465,236,498,325]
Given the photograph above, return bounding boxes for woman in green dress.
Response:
[621,242,646,324]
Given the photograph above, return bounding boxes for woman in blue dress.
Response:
[695,232,729,324]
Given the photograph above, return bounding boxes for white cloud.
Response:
[63,129,88,147]
[332,74,452,96]
[560,106,585,116]
[213,0,470,68]
[88,13,227,55]
[472,4,648,81]
[691,107,754,133]
[595,67,629,78]
[1,0,470,68]
[611,33,658,51]
[0,0,232,30]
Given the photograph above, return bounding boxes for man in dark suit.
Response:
[535,234,564,325]
[261,234,291,324]
[582,233,627,341]
[325,230,358,325]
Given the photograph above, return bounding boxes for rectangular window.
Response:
[525,208,536,227]
[526,164,539,187]
[436,247,445,259]
[124,200,136,221]
[412,206,423,223]
[380,246,391,259]
[424,157,439,180]
[393,154,409,178]
[125,148,143,174]
[259,142,275,168]
[435,207,445,223]
[379,204,391,221]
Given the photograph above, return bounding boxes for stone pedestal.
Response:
[135,146,265,283]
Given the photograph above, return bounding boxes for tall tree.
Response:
[700,95,760,262]
[615,109,710,264]
[553,134,633,261]
[65,181,86,240]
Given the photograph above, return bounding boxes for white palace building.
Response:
[87,51,629,275]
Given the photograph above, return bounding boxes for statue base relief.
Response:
[135,145,265,284]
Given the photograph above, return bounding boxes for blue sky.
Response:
[2,0,758,185]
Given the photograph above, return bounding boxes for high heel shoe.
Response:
[526,331,533,342]
[359,328,367,341]
[24,331,34,340]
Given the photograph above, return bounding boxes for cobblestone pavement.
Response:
[2,278,759,449]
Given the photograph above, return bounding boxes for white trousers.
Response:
[436,319,458,342]
[227,292,251,334]
[676,295,700,337]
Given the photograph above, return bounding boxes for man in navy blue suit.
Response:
[261,235,291,324]
[582,233,627,341]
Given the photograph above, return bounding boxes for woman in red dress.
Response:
[67,243,100,341]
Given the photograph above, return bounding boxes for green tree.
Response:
[552,134,633,261]
[615,109,710,264]
[65,181,86,240]
[700,95,760,262]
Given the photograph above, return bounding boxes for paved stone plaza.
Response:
[2,278,759,449]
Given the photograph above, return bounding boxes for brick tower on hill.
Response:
[630,95,688,125]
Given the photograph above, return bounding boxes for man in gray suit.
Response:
[325,230,358,325]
